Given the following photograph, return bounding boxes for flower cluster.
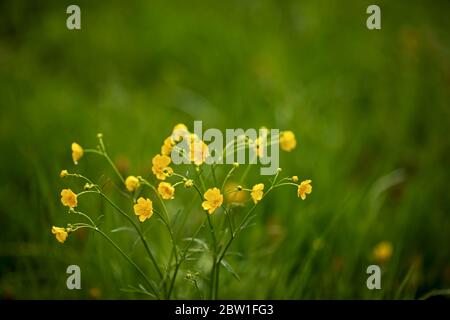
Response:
[50,123,312,299]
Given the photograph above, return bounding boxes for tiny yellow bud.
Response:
[292,176,299,182]
[84,183,95,190]
[125,176,140,192]
[277,167,282,173]
[184,179,194,188]
[97,133,103,139]
[233,162,239,168]
[236,185,243,191]
[60,170,69,178]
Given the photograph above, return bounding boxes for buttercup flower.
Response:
[189,134,209,165]
[251,183,264,204]
[152,154,173,180]
[71,142,84,164]
[133,197,154,222]
[60,170,69,178]
[161,136,175,156]
[292,176,299,182]
[373,241,393,263]
[125,175,140,192]
[51,226,68,244]
[158,182,175,200]
[172,123,189,142]
[280,131,296,152]
[202,187,223,214]
[61,189,78,208]
[297,180,312,200]
[254,136,265,158]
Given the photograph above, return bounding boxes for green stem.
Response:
[221,166,237,192]
[211,164,218,186]
[73,210,96,226]
[167,218,206,299]
[141,180,179,295]
[206,214,217,299]
[85,225,159,298]
[99,192,164,281]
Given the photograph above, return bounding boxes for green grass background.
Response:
[0,0,449,299]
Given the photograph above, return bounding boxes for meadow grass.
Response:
[0,0,449,299]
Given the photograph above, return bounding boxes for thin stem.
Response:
[206,213,217,299]
[196,166,207,192]
[167,218,207,299]
[216,184,280,264]
[73,210,96,226]
[84,149,103,155]
[272,182,299,188]
[211,164,218,186]
[104,152,125,184]
[221,205,234,237]
[99,192,164,280]
[83,225,159,298]
[221,166,237,192]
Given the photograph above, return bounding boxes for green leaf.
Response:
[110,226,136,234]
[220,259,240,281]
[183,237,209,250]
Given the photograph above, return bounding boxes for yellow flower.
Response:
[125,175,140,192]
[60,170,69,178]
[280,131,296,152]
[51,226,68,244]
[89,287,102,300]
[133,197,153,222]
[250,183,264,204]
[202,187,223,214]
[225,182,247,204]
[297,180,312,200]
[151,154,173,180]
[373,241,393,263]
[71,142,84,164]
[184,179,194,188]
[60,189,78,208]
[292,176,298,182]
[161,136,175,156]
[254,136,265,158]
[172,123,189,142]
[158,182,175,200]
[189,135,209,165]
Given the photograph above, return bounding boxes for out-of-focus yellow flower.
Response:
[280,131,296,152]
[297,180,312,200]
[373,241,393,263]
[254,136,265,158]
[202,187,223,214]
[89,287,102,300]
[251,183,264,204]
[158,182,175,200]
[51,226,68,243]
[60,170,69,178]
[225,182,247,204]
[292,176,298,182]
[161,136,175,156]
[184,179,194,188]
[61,189,78,208]
[189,134,209,165]
[151,154,173,180]
[125,176,140,192]
[71,142,84,164]
[172,123,189,142]
[133,197,153,222]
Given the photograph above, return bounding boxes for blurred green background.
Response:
[1,0,449,299]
